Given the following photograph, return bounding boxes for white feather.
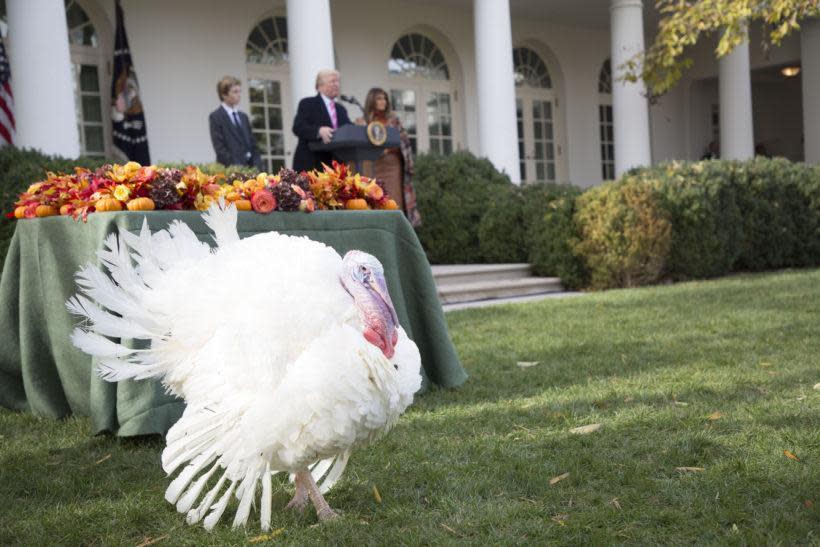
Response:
[202,199,240,249]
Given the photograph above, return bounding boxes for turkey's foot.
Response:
[285,474,309,513]
[297,469,340,523]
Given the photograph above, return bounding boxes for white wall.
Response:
[60,2,810,182]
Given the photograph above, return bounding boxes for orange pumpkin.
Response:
[95,197,123,212]
[126,197,155,211]
[345,198,369,210]
[380,199,399,210]
[13,206,26,219]
[35,205,59,217]
[59,204,72,216]
[233,199,252,211]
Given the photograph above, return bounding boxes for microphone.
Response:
[339,94,362,107]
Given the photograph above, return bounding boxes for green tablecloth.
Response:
[0,210,466,436]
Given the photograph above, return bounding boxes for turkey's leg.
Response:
[299,469,339,521]
[286,472,309,512]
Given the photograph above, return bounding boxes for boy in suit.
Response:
[292,69,351,172]
[209,76,263,170]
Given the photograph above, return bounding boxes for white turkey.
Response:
[66,202,422,528]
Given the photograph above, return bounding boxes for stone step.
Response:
[437,276,563,304]
[431,263,532,286]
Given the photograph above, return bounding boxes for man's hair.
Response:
[315,69,340,90]
[217,76,241,100]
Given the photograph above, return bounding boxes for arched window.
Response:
[245,16,287,65]
[388,32,456,155]
[598,59,615,180]
[513,47,551,89]
[246,16,291,172]
[513,47,557,182]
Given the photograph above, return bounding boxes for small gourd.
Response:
[35,205,59,217]
[59,204,72,216]
[233,199,252,211]
[126,197,155,211]
[13,206,26,219]
[380,199,399,210]
[95,197,123,212]
[345,198,369,210]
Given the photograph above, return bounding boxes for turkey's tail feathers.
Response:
[163,405,352,530]
[67,212,218,384]
[202,199,240,250]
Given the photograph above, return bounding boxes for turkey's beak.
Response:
[367,272,399,358]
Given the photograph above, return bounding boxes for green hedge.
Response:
[0,148,107,271]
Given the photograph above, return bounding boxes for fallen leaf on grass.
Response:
[372,485,382,503]
[675,466,705,472]
[805,500,815,509]
[569,423,602,434]
[731,523,739,533]
[673,401,688,406]
[249,528,284,543]
[797,395,807,401]
[95,454,111,465]
[814,382,820,390]
[610,498,622,510]
[759,361,773,368]
[135,535,168,547]
[549,472,570,486]
[517,361,540,368]
[707,411,722,421]
[784,450,800,461]
[440,523,460,536]
[551,514,569,525]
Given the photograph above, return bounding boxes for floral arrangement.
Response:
[8,161,398,221]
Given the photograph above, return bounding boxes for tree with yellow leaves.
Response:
[624,0,820,98]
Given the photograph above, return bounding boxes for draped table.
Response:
[0,210,466,436]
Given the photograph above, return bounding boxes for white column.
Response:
[718,33,754,160]
[7,0,79,157]
[610,0,651,177]
[801,19,820,164]
[473,0,520,183]
[287,0,335,112]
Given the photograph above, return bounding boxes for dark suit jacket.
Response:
[292,94,351,172]
[209,107,263,170]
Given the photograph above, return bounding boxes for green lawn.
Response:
[1,269,818,545]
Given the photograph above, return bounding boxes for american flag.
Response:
[0,37,14,146]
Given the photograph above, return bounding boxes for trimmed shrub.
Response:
[648,161,743,279]
[0,147,106,270]
[733,157,819,270]
[521,183,588,290]
[477,186,527,263]
[414,151,513,264]
[573,177,672,289]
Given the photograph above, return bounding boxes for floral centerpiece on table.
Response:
[8,161,398,220]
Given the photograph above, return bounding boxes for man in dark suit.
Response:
[292,69,351,172]
[209,76,263,170]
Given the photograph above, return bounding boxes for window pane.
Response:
[545,123,553,140]
[270,133,284,155]
[82,95,102,122]
[543,102,552,118]
[267,81,281,104]
[271,158,285,172]
[249,84,264,104]
[520,163,526,181]
[250,106,265,129]
[546,144,554,160]
[442,139,452,155]
[440,117,451,137]
[533,122,542,140]
[267,107,282,130]
[536,162,545,181]
[84,125,104,152]
[430,139,440,155]
[547,163,555,181]
[254,131,267,149]
[80,65,99,92]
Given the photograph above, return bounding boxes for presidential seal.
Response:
[366,120,387,146]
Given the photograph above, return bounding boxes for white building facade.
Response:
[5,0,817,187]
